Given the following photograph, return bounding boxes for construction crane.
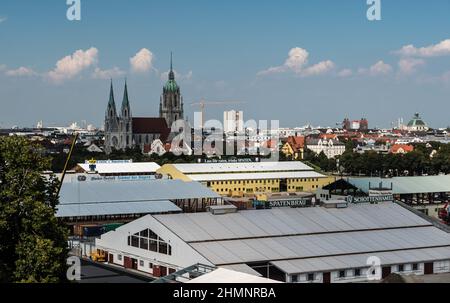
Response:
[190,99,245,129]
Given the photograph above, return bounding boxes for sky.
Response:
[0,0,450,129]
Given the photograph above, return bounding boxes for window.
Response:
[140,238,149,250]
[129,228,172,255]
[139,260,144,267]
[118,254,122,261]
[149,263,153,269]
[149,239,158,252]
[339,270,346,278]
[307,273,314,281]
[159,242,168,254]
[354,269,361,277]
[398,264,404,272]
[291,275,298,283]
[131,236,139,247]
[412,263,418,271]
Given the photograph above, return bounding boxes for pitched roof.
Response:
[287,136,305,151]
[390,144,414,153]
[132,117,170,140]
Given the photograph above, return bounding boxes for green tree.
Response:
[0,136,68,283]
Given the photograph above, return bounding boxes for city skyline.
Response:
[1,1,450,128]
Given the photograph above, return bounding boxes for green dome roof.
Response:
[407,113,426,127]
[164,79,179,92]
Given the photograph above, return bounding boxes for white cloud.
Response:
[47,47,98,83]
[257,66,285,76]
[338,69,353,77]
[395,39,450,57]
[398,58,425,75]
[92,67,125,79]
[5,67,37,77]
[160,69,193,81]
[302,60,335,77]
[130,48,154,73]
[0,16,7,23]
[369,60,393,76]
[257,47,334,77]
[284,47,309,73]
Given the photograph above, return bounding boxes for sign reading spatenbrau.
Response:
[268,199,309,208]
[346,195,394,204]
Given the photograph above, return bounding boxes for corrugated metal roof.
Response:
[348,175,450,194]
[59,179,221,204]
[153,202,430,242]
[172,161,314,174]
[271,246,450,274]
[188,171,325,182]
[77,162,161,174]
[219,264,263,277]
[56,200,181,217]
[190,226,450,265]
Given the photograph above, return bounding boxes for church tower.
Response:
[104,80,120,154]
[160,53,184,129]
[119,80,133,150]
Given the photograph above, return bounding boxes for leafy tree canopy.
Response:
[0,136,68,283]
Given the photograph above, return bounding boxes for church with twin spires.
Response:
[104,54,184,154]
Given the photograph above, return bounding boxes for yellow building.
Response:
[157,161,335,197]
[281,137,305,160]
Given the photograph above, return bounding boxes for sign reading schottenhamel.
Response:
[347,195,394,204]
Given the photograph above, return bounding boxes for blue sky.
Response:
[0,0,450,128]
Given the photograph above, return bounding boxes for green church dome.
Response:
[407,113,427,127]
[164,79,179,92]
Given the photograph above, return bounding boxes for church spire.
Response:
[122,78,130,110]
[169,52,175,80]
[108,79,116,107]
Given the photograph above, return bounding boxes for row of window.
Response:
[291,263,421,282]
[215,187,279,193]
[209,178,320,186]
[287,185,319,190]
[127,229,172,256]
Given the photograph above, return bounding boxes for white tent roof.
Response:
[188,171,325,182]
[172,161,314,174]
[187,268,282,283]
[154,202,430,242]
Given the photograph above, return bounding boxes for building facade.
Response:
[405,113,429,132]
[104,55,183,154]
[157,161,334,196]
[306,138,345,159]
[159,54,184,130]
[95,202,450,282]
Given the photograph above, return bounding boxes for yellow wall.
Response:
[286,176,335,193]
[157,164,193,182]
[157,164,336,197]
[281,143,303,160]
